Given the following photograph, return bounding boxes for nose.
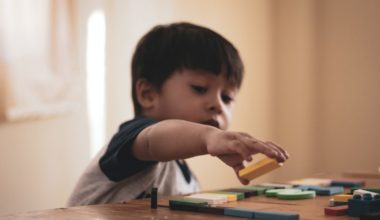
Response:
[206,95,223,114]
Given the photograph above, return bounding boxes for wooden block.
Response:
[329,198,335,207]
[170,203,200,212]
[169,202,224,214]
[169,198,208,206]
[203,193,237,202]
[296,185,344,195]
[333,194,353,203]
[187,194,227,204]
[239,186,268,195]
[224,188,258,197]
[331,179,365,187]
[289,178,332,186]
[348,194,377,217]
[324,205,348,216]
[334,201,349,206]
[212,191,244,200]
[224,208,255,218]
[351,188,380,194]
[254,210,299,220]
[277,190,316,200]
[354,189,379,197]
[170,201,299,220]
[259,182,294,189]
[239,157,283,180]
[198,206,225,215]
[265,189,301,197]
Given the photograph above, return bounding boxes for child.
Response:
[67,22,288,206]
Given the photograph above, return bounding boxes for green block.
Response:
[169,198,208,206]
[277,190,316,200]
[266,189,302,197]
[239,186,269,195]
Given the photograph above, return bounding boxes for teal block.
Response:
[224,208,255,218]
[254,210,299,220]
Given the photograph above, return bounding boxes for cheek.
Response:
[222,106,234,126]
[159,95,194,117]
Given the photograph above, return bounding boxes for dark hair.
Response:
[131,22,244,115]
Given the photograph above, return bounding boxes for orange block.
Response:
[239,157,283,180]
[333,194,352,203]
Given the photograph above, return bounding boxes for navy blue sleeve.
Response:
[99,117,157,182]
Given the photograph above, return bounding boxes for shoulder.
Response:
[119,116,157,131]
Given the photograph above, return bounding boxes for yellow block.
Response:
[333,194,352,202]
[204,193,237,202]
[239,157,283,180]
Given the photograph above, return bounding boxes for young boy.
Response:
[67,22,288,206]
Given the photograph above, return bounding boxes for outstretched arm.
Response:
[132,119,288,183]
[132,119,211,161]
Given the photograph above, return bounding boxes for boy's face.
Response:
[149,69,238,130]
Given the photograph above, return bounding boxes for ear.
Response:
[135,79,158,111]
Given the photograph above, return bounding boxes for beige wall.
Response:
[271,0,319,180]
[0,0,379,215]
[316,0,380,174]
[0,0,93,215]
[271,0,380,180]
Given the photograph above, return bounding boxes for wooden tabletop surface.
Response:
[2,175,379,220]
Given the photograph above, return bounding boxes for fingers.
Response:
[233,142,253,162]
[218,154,247,167]
[239,135,288,163]
[210,131,288,164]
[265,141,289,160]
[239,137,276,158]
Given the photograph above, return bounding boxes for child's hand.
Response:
[205,129,289,184]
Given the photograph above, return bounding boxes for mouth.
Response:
[202,119,220,129]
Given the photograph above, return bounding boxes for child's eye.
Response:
[191,85,208,94]
[222,94,234,104]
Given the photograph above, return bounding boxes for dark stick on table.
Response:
[151,187,158,209]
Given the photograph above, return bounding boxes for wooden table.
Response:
[2,175,379,220]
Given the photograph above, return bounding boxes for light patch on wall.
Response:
[0,0,76,122]
[86,10,106,158]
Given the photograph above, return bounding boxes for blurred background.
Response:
[0,0,379,215]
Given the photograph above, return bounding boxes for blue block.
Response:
[331,180,364,187]
[334,201,348,206]
[224,208,255,218]
[294,185,310,191]
[254,210,299,220]
[318,186,344,195]
[295,185,344,195]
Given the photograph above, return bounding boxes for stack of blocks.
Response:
[169,194,300,220]
[168,157,302,219]
[167,157,376,219]
[348,194,380,217]
[331,194,352,206]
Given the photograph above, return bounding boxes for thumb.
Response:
[233,163,249,185]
